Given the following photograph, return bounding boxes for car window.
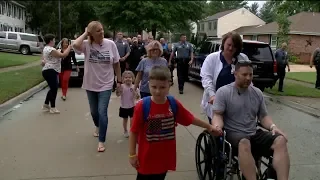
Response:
[0,32,6,38]
[8,33,17,40]
[38,36,44,42]
[20,34,38,42]
[242,43,273,61]
[199,42,212,54]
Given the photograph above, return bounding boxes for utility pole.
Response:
[58,0,61,41]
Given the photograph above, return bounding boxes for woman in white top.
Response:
[200,31,250,123]
[42,34,71,114]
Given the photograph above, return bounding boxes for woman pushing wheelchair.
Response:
[200,31,290,180]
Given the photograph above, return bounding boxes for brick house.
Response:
[235,12,320,64]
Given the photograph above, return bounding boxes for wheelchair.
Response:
[195,123,278,180]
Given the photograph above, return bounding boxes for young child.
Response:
[116,71,140,138]
[129,66,216,180]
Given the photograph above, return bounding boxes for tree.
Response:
[276,13,291,48]
[259,1,276,23]
[248,2,259,16]
[95,1,206,38]
[205,1,248,16]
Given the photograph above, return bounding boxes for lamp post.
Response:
[58,0,61,41]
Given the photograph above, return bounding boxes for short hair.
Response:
[221,31,243,57]
[44,34,55,44]
[146,40,163,57]
[122,70,135,82]
[235,60,253,71]
[149,66,171,81]
[180,34,186,37]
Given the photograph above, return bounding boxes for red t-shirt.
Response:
[130,98,194,175]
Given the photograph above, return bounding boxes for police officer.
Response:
[115,32,131,74]
[275,42,291,92]
[169,34,194,94]
[310,47,320,89]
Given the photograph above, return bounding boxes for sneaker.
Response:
[123,131,129,138]
[49,108,60,114]
[42,104,50,111]
[179,90,184,94]
[61,96,66,101]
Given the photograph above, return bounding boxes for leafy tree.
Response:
[95,1,206,38]
[259,1,276,23]
[205,1,248,16]
[276,13,291,48]
[248,2,259,16]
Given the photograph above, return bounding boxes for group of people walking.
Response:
[40,20,291,180]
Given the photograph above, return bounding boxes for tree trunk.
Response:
[113,30,116,41]
[151,24,157,39]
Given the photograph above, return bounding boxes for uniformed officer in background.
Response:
[115,32,131,74]
[275,42,290,92]
[169,34,194,94]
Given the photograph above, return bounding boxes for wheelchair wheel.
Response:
[195,130,218,180]
[261,167,277,180]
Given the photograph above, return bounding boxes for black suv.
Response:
[188,40,278,91]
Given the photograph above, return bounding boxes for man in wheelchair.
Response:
[211,60,290,180]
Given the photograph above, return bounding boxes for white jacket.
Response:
[200,51,250,119]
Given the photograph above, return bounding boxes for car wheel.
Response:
[20,46,30,55]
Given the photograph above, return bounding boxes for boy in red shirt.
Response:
[129,66,217,180]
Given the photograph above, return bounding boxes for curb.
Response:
[0,81,48,118]
[264,94,320,119]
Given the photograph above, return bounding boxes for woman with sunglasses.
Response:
[200,31,251,124]
[134,40,167,98]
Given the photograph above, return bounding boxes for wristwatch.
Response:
[270,124,276,131]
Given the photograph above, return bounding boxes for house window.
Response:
[208,22,212,30]
[270,35,277,47]
[252,35,258,41]
[213,21,217,30]
[201,23,204,31]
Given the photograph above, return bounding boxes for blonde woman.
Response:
[134,40,168,98]
[73,21,122,152]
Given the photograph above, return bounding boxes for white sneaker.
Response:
[49,108,60,114]
[123,132,129,138]
[42,104,50,111]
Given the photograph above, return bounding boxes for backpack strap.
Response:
[167,95,178,118]
[142,96,152,122]
[142,95,178,122]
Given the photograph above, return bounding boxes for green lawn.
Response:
[286,72,316,84]
[0,66,44,104]
[0,52,40,68]
[265,80,320,98]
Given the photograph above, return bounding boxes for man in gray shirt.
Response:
[115,32,131,74]
[211,61,290,180]
[275,43,290,92]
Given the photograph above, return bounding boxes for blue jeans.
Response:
[86,90,112,143]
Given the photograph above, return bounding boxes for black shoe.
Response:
[179,90,183,94]
[316,87,320,90]
[278,90,284,92]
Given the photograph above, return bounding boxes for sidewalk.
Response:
[0,61,40,73]
[289,64,316,72]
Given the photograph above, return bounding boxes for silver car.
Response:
[0,31,43,55]
[56,40,85,82]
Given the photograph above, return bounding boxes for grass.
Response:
[0,66,44,104]
[286,72,316,84]
[265,80,320,98]
[0,52,40,68]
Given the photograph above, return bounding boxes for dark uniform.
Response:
[312,48,320,89]
[275,48,288,92]
[128,42,144,76]
[172,41,193,93]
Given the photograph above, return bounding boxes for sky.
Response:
[248,1,266,10]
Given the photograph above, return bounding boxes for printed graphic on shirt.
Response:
[146,111,175,142]
[89,47,111,64]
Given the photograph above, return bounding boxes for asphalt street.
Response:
[0,80,319,180]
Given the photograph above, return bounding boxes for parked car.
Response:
[56,40,85,83]
[188,39,278,91]
[0,31,43,55]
